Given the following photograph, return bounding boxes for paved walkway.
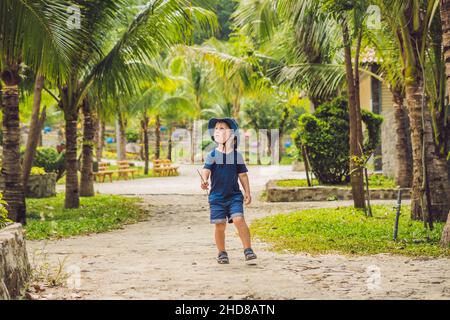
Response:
[32,165,450,299]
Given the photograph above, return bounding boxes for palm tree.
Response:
[439,0,450,246]
[366,13,413,187]
[56,0,217,208]
[234,0,368,209]
[375,0,450,224]
[22,73,47,190]
[80,94,96,197]
[131,63,197,167]
[0,0,82,223]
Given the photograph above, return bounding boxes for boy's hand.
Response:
[201,181,209,190]
[244,193,252,205]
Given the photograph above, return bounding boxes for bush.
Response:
[21,147,66,181]
[294,97,382,185]
[0,193,11,229]
[30,166,46,175]
[126,130,139,143]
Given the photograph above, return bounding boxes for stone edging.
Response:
[0,223,30,300]
[265,180,411,202]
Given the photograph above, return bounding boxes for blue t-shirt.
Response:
[203,148,248,202]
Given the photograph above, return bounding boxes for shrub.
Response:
[21,147,66,181]
[294,97,382,185]
[30,166,46,175]
[126,130,139,143]
[0,193,11,229]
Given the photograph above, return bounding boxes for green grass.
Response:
[250,205,450,257]
[25,193,149,240]
[276,174,397,189]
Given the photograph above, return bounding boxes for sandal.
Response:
[244,248,257,261]
[217,251,229,264]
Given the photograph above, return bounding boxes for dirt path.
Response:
[27,194,450,300]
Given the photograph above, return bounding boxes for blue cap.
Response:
[207,118,240,147]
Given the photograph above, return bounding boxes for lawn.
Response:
[250,205,450,257]
[25,193,149,240]
[276,174,397,189]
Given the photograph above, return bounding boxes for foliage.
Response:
[0,193,12,229]
[30,167,46,176]
[250,205,450,257]
[294,97,382,184]
[24,147,66,180]
[361,109,383,154]
[25,193,148,240]
[126,130,140,143]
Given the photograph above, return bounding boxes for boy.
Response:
[200,118,257,264]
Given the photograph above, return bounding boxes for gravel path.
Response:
[27,192,450,300]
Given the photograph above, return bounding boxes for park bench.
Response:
[152,159,179,176]
[94,162,115,183]
[117,160,137,180]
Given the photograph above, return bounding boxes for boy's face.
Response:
[214,122,233,144]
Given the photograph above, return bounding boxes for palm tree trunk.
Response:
[1,81,26,223]
[117,112,127,161]
[141,114,150,175]
[168,126,174,161]
[22,73,46,189]
[442,0,450,104]
[439,0,450,244]
[155,115,161,160]
[392,89,412,187]
[441,211,450,246]
[96,120,105,163]
[342,20,365,209]
[266,131,272,158]
[80,98,95,197]
[189,120,195,164]
[406,81,450,222]
[64,106,80,209]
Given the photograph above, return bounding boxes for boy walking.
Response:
[200,118,257,264]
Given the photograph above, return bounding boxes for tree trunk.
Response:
[189,120,195,164]
[342,20,365,209]
[80,98,95,197]
[168,126,173,161]
[406,81,450,222]
[155,115,161,160]
[439,0,450,243]
[441,211,450,246]
[64,107,80,209]
[96,120,105,163]
[266,130,272,158]
[116,112,127,161]
[441,0,450,106]
[392,90,412,187]
[141,114,150,175]
[22,73,46,189]
[1,81,26,223]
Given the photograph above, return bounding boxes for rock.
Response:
[265,179,411,202]
[0,173,56,198]
[0,224,31,300]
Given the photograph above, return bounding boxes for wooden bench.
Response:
[93,162,115,183]
[117,160,137,180]
[152,159,179,176]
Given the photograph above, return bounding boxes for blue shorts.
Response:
[209,194,244,224]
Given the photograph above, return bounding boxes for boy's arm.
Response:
[238,172,251,205]
[201,168,211,190]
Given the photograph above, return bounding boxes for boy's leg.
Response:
[215,222,227,252]
[232,216,251,249]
